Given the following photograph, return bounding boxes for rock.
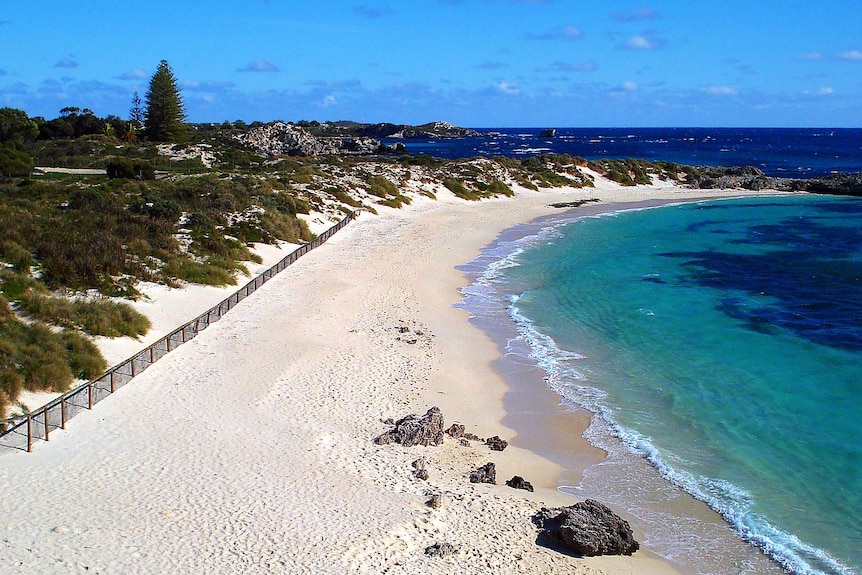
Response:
[459,439,470,447]
[412,457,429,480]
[463,432,481,441]
[234,121,400,158]
[426,493,443,509]
[444,423,465,438]
[539,128,557,138]
[469,462,496,484]
[506,476,534,492]
[485,436,508,451]
[374,407,445,447]
[425,542,459,558]
[362,121,484,140]
[532,500,639,557]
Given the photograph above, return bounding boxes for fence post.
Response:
[182,327,187,343]
[131,357,137,377]
[44,408,50,441]
[27,416,32,453]
[61,396,66,429]
[88,383,93,409]
[167,335,172,352]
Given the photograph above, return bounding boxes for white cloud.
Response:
[237,60,280,73]
[320,94,337,108]
[838,50,862,61]
[117,68,147,80]
[622,81,638,91]
[623,35,664,50]
[818,87,834,95]
[562,25,583,39]
[494,81,520,95]
[705,86,738,96]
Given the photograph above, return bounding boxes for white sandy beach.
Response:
[0,174,787,574]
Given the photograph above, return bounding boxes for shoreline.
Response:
[0,178,793,574]
[456,196,791,574]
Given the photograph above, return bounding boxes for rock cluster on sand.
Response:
[485,435,508,451]
[373,407,445,447]
[532,500,639,557]
[506,475,534,492]
[469,462,496,484]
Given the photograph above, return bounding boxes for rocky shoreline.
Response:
[374,407,640,561]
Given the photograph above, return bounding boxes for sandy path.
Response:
[0,180,771,574]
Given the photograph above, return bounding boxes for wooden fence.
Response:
[0,210,359,454]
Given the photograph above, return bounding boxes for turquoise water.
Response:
[462,196,862,575]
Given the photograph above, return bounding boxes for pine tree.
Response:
[129,91,144,128]
[143,60,186,142]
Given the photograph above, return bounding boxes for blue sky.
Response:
[1,1,861,127]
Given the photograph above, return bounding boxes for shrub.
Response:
[60,330,107,380]
[378,194,412,208]
[0,145,34,178]
[487,180,513,197]
[444,178,481,200]
[367,175,398,197]
[105,157,155,180]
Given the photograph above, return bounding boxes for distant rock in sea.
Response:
[539,128,557,138]
[361,121,484,140]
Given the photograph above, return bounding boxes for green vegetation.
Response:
[105,157,156,180]
[587,158,676,186]
[144,60,187,143]
[0,295,107,418]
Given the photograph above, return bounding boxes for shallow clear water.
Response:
[461,195,862,575]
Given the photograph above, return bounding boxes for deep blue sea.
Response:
[459,196,862,575]
[385,127,862,177]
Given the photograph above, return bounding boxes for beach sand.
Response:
[0,175,785,574]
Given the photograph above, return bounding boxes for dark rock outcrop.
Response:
[469,462,496,484]
[532,499,639,557]
[539,128,557,138]
[800,172,862,196]
[426,493,443,509]
[374,407,445,447]
[412,457,429,481]
[506,476,534,492]
[444,423,465,438]
[485,436,508,451]
[362,121,483,140]
[425,542,459,558]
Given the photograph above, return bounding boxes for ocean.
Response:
[458,195,862,575]
[385,127,862,177]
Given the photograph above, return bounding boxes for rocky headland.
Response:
[234,121,406,158]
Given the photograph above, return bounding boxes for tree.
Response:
[0,108,38,143]
[0,145,34,177]
[143,60,186,142]
[129,92,144,127]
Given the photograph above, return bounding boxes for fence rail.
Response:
[0,211,359,454]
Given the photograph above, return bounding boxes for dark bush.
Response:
[0,145,34,177]
[106,157,155,180]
